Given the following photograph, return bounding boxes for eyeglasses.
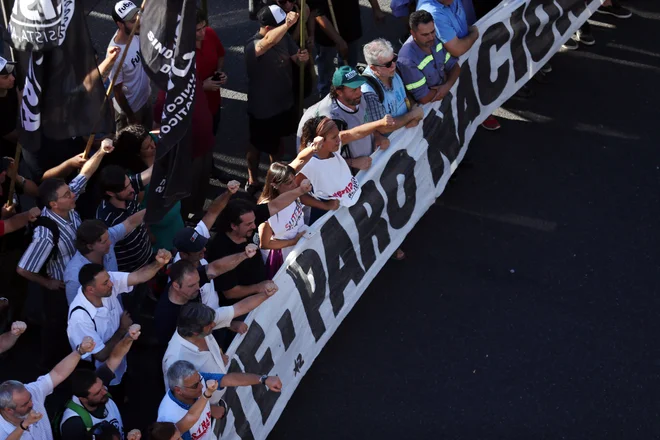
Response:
[183,374,203,390]
[373,54,398,68]
[57,189,73,200]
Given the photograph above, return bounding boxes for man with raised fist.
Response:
[0,336,96,440]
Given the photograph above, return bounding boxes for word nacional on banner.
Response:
[218,0,604,438]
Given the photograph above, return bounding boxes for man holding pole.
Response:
[109,0,152,132]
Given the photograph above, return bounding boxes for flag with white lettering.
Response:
[8,0,74,51]
[140,0,197,223]
[15,0,113,154]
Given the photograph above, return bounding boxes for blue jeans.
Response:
[316,41,360,96]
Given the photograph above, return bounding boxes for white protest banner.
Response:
[218,0,603,438]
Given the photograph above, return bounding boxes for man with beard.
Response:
[97,165,153,273]
[59,325,142,440]
[398,10,460,105]
[67,250,171,388]
[109,0,152,131]
[0,336,96,440]
[297,66,395,173]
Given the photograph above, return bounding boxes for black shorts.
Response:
[248,107,297,154]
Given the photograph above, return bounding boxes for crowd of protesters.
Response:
[0,0,633,438]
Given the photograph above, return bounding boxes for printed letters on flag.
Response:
[8,0,75,51]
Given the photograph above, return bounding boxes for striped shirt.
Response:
[96,173,153,272]
[17,174,88,281]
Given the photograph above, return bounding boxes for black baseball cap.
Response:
[173,228,208,253]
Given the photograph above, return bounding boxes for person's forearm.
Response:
[140,165,153,186]
[114,88,135,120]
[268,187,306,216]
[217,56,224,72]
[49,349,83,387]
[98,57,116,82]
[93,328,125,363]
[232,292,269,317]
[175,393,210,433]
[6,425,26,440]
[340,120,385,144]
[83,66,102,93]
[208,253,249,279]
[122,209,146,235]
[261,236,298,250]
[42,160,76,180]
[79,148,107,180]
[416,88,436,105]
[256,23,292,56]
[289,146,316,173]
[18,176,39,197]
[105,333,134,372]
[0,332,20,354]
[223,284,263,300]
[299,194,329,210]
[220,373,261,388]
[379,111,420,134]
[128,260,164,286]
[316,16,343,45]
[202,191,232,230]
[3,211,33,234]
[368,0,382,12]
[16,268,54,289]
[444,64,461,90]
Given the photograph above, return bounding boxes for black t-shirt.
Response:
[309,0,362,46]
[59,365,116,440]
[207,204,270,307]
[154,266,209,345]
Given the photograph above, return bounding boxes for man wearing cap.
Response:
[108,0,152,132]
[297,65,394,172]
[0,57,19,157]
[244,5,309,196]
[398,10,460,105]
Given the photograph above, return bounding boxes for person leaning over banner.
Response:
[162,300,279,403]
[415,0,502,130]
[67,252,171,387]
[16,142,114,372]
[64,213,146,305]
[109,0,153,132]
[257,163,308,278]
[398,11,460,106]
[244,5,309,196]
[59,325,141,440]
[361,38,425,132]
[158,361,282,440]
[296,66,395,173]
[0,336,95,440]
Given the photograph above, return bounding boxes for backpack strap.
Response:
[69,306,97,332]
[362,74,385,103]
[32,216,61,270]
[64,400,94,431]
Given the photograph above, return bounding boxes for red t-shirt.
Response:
[153,77,214,158]
[196,27,225,116]
[0,220,5,236]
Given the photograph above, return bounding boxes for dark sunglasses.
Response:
[373,54,398,68]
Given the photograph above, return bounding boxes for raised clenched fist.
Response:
[227,180,240,194]
[79,336,95,355]
[245,243,258,258]
[10,321,27,337]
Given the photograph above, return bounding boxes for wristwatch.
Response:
[259,375,268,386]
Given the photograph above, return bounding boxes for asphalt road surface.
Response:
[1,0,659,439]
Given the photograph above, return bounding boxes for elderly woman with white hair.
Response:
[361,38,424,133]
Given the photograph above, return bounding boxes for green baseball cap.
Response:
[332,66,366,89]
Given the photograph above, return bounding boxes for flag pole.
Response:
[326,0,347,66]
[82,0,148,159]
[2,0,23,208]
[298,0,306,118]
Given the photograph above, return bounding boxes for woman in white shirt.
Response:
[257,162,308,278]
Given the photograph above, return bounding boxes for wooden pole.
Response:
[82,0,148,158]
[326,0,347,66]
[298,0,306,118]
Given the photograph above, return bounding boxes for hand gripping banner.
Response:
[216,0,604,438]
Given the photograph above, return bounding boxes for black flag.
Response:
[8,0,73,51]
[10,0,113,154]
[140,0,197,223]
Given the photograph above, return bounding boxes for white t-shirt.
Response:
[67,272,133,385]
[161,306,233,405]
[0,375,54,440]
[300,152,361,207]
[157,383,216,440]
[172,221,220,309]
[260,200,307,262]
[108,32,151,113]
